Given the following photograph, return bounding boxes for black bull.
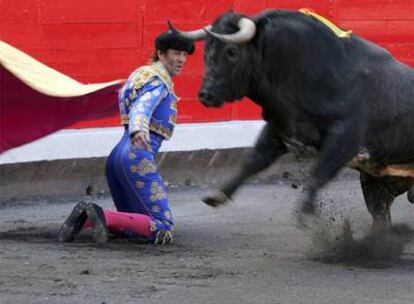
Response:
[170,10,414,231]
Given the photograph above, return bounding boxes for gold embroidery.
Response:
[132,63,177,98]
[135,181,145,189]
[149,221,157,232]
[120,114,129,125]
[141,70,150,78]
[130,165,137,173]
[152,88,161,97]
[168,114,176,125]
[135,102,147,112]
[151,205,161,213]
[164,210,172,220]
[119,62,179,126]
[129,152,136,160]
[169,100,177,111]
[149,121,174,139]
[140,91,151,101]
[128,90,137,101]
[130,116,149,132]
[137,159,157,176]
[132,116,148,124]
[150,181,167,202]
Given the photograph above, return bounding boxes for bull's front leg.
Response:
[203,123,287,207]
[298,117,361,218]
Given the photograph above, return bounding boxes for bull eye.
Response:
[224,45,238,60]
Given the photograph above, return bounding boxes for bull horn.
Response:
[167,20,211,41]
[205,17,256,44]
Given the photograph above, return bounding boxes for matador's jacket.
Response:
[105,61,178,244]
[118,61,178,140]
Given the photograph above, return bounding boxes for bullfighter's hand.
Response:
[132,131,152,151]
[202,189,230,207]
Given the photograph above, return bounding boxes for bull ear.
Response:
[204,17,256,44]
[167,20,211,41]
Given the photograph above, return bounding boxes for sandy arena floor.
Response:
[1,181,414,304]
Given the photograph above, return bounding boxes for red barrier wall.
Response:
[1,0,413,128]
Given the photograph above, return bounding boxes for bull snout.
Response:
[198,89,223,107]
[198,89,213,105]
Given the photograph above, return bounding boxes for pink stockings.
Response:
[84,210,153,238]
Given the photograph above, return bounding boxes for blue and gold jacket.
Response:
[118,62,178,140]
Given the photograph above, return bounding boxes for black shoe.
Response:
[58,201,88,242]
[408,186,414,204]
[85,203,109,243]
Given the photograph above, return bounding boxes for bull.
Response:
[169,9,414,232]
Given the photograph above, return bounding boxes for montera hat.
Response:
[155,31,195,55]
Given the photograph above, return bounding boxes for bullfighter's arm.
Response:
[128,79,167,148]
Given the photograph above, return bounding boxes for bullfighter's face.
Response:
[159,49,189,76]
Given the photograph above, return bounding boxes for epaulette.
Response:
[131,62,177,99]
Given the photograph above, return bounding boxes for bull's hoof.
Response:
[362,224,414,261]
[295,199,320,229]
[202,190,230,207]
[407,186,414,204]
[369,221,390,237]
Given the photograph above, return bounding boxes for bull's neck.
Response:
[247,70,274,109]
